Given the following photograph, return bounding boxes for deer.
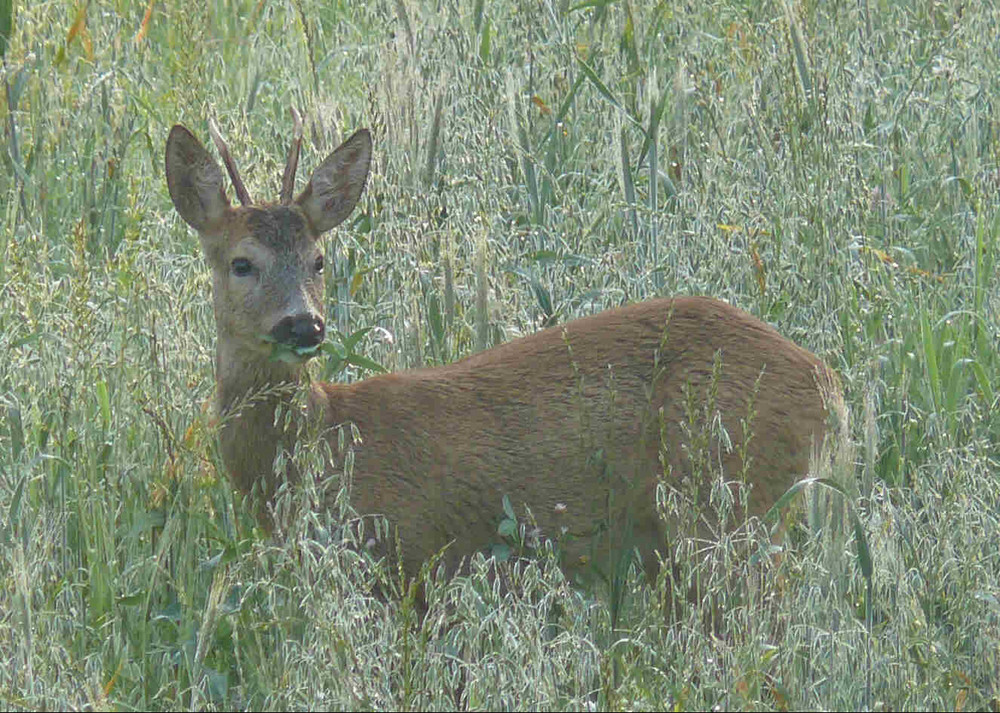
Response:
[165,118,844,588]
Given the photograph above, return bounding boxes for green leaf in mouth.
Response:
[262,335,322,363]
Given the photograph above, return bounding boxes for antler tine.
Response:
[208,117,253,206]
[279,107,304,206]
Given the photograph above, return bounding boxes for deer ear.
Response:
[296,129,372,234]
[165,124,231,232]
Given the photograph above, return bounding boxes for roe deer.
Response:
[165,120,844,583]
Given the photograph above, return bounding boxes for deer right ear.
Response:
[165,124,230,232]
[296,128,372,234]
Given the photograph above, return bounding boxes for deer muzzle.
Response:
[267,313,326,362]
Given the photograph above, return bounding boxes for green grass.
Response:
[2,0,1000,709]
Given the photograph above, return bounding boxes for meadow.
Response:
[2,0,1000,709]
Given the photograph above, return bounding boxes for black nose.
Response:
[271,314,325,349]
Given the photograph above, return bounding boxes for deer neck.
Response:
[214,337,309,501]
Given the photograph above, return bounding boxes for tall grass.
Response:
[2,0,999,708]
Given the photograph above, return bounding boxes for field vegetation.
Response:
[2,0,1000,708]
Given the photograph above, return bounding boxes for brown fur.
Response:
[165,123,843,582]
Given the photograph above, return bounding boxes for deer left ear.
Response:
[296,129,372,234]
[165,124,231,232]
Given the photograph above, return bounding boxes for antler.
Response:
[208,117,253,206]
[280,107,303,205]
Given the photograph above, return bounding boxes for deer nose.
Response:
[271,314,325,349]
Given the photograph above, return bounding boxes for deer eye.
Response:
[231,257,253,277]
[314,254,324,273]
